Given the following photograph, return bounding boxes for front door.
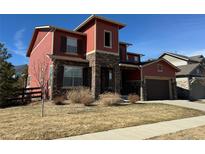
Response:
[101,67,113,93]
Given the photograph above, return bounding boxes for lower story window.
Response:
[63,66,83,87]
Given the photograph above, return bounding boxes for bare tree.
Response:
[32,56,50,117]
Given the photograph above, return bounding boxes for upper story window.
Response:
[67,37,77,53]
[134,56,139,62]
[128,56,139,63]
[104,30,112,48]
[157,64,163,72]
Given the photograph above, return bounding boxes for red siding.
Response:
[32,30,48,50]
[78,21,95,53]
[96,19,119,53]
[126,69,141,80]
[28,30,53,89]
[53,30,86,58]
[142,60,176,78]
[119,44,127,61]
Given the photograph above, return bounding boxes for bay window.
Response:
[63,66,83,87]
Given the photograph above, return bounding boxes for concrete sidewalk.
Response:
[60,115,205,140]
[139,100,205,112]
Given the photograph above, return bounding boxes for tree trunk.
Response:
[41,87,45,117]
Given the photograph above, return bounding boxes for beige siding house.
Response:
[161,52,205,100]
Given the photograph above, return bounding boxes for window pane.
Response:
[64,67,73,77]
[63,77,73,87]
[63,66,83,87]
[67,38,77,53]
[67,38,77,46]
[105,32,111,47]
[74,77,83,86]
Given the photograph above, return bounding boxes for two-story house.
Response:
[160,52,205,100]
[27,15,179,101]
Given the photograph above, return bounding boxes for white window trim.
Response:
[104,30,112,49]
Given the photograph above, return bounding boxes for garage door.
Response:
[146,79,170,100]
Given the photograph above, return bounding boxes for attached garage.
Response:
[146,79,170,100]
[141,58,180,101]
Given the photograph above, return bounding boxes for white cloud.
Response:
[12,28,26,57]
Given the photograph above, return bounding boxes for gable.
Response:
[27,29,52,57]
[142,60,178,78]
[32,30,49,51]
[163,54,188,66]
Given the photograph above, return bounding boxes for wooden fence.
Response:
[7,87,42,103]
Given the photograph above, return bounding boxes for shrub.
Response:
[67,87,94,106]
[128,94,140,104]
[99,92,122,106]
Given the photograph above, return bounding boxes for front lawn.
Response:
[151,125,205,140]
[0,102,204,139]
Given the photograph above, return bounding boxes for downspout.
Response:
[50,27,56,100]
[140,65,144,101]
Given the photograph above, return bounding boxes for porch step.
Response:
[121,95,128,100]
[121,95,130,103]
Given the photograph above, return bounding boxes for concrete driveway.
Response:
[139,100,205,112]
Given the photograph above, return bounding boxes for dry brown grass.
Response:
[67,87,94,106]
[98,92,122,106]
[0,102,204,140]
[128,94,140,104]
[150,125,205,140]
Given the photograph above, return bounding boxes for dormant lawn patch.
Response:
[0,102,204,139]
[151,125,205,140]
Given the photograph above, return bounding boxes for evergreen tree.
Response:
[0,43,18,107]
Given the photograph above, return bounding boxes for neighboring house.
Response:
[160,52,205,100]
[27,15,179,101]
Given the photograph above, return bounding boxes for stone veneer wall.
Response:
[171,78,178,99]
[176,77,190,99]
[86,51,121,98]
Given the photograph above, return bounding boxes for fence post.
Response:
[22,88,25,103]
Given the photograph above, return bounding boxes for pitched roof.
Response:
[26,25,86,57]
[176,63,200,76]
[119,41,132,46]
[189,55,204,63]
[74,15,126,31]
[35,25,85,36]
[127,52,144,56]
[160,52,189,61]
[160,52,204,63]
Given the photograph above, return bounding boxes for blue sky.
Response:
[1,14,205,66]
